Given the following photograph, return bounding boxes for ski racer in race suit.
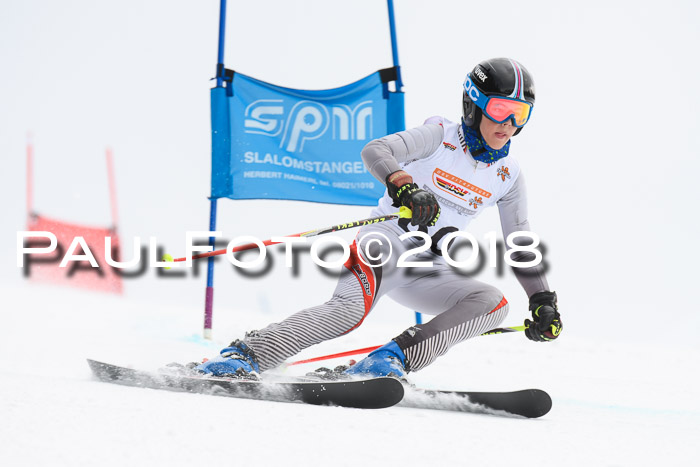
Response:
[197,58,563,379]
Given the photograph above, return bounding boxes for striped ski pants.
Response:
[244,223,508,373]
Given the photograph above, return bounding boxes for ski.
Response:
[87,359,404,409]
[89,359,551,416]
[400,386,552,418]
[304,366,552,418]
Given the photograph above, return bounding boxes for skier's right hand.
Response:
[386,170,441,227]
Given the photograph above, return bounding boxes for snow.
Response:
[2,282,698,466]
[2,0,700,466]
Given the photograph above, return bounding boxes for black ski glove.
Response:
[524,291,563,342]
[386,170,440,227]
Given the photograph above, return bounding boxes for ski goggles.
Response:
[463,76,533,127]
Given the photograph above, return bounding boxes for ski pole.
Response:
[163,206,412,264]
[285,325,528,367]
[479,324,527,336]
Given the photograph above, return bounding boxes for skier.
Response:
[197,57,563,379]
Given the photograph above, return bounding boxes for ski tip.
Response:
[87,359,117,377]
[86,359,113,382]
[519,389,552,418]
[86,359,101,370]
[87,359,115,371]
[404,387,554,418]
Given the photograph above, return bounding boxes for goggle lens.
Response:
[484,97,532,127]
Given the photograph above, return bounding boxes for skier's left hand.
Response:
[524,291,562,342]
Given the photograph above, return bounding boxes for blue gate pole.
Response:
[204,199,218,339]
[215,0,227,87]
[386,0,404,91]
[204,0,228,340]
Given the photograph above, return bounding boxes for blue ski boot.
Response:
[344,340,407,379]
[195,341,260,379]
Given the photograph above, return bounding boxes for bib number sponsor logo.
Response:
[432,168,492,200]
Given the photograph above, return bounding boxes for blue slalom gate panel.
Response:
[211,69,404,206]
